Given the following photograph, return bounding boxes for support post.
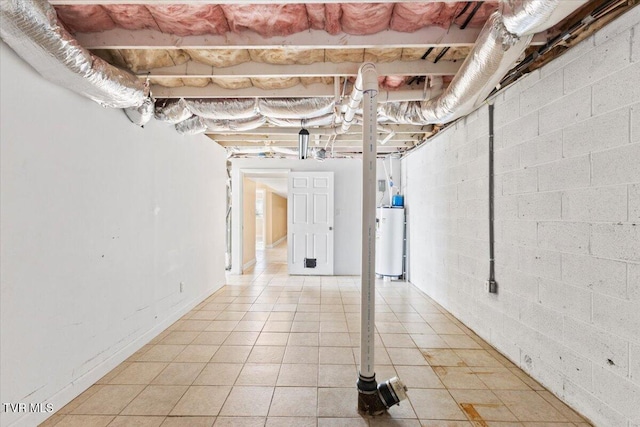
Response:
[357,63,386,415]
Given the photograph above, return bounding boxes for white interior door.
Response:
[288,172,334,275]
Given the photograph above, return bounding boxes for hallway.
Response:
[40,242,588,427]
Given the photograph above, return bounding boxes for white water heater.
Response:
[375,207,404,278]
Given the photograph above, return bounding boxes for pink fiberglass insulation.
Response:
[380,75,407,90]
[453,2,498,28]
[55,5,115,33]
[103,5,160,32]
[146,5,229,36]
[305,4,327,30]
[223,4,309,37]
[324,4,343,35]
[340,3,395,35]
[390,2,496,32]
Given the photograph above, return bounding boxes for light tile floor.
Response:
[41,242,591,427]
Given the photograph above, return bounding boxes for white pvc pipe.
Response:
[359,62,378,379]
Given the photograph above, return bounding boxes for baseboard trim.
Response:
[243,258,256,270]
[266,236,286,249]
[18,283,223,427]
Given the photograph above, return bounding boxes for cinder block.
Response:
[591,365,640,419]
[494,144,520,174]
[563,107,630,158]
[495,266,538,301]
[593,62,640,115]
[594,6,640,46]
[538,155,591,192]
[593,292,640,343]
[519,131,563,168]
[502,168,538,195]
[538,222,590,255]
[562,186,628,222]
[592,143,640,186]
[520,300,564,342]
[518,246,562,280]
[564,29,631,94]
[503,219,538,247]
[494,92,520,127]
[518,191,562,220]
[501,111,539,148]
[457,178,487,201]
[562,253,628,299]
[494,242,520,270]
[631,342,640,386]
[630,262,640,301]
[538,278,592,323]
[631,103,639,143]
[539,86,591,134]
[520,69,564,114]
[563,380,628,427]
[591,223,640,262]
[634,24,639,63]
[494,195,519,219]
[540,35,595,78]
[563,316,629,378]
[457,217,487,240]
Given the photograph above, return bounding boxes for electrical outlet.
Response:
[179,282,184,293]
[484,280,497,294]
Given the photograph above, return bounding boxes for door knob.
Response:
[329,226,333,230]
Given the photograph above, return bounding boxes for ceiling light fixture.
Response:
[298,128,309,160]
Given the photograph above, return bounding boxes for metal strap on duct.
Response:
[185,98,258,120]
[155,98,192,124]
[0,0,145,108]
[258,98,334,119]
[203,115,266,132]
[267,113,335,127]
[175,116,207,135]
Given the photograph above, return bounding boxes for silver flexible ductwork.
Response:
[186,98,258,120]
[204,115,266,132]
[155,99,193,124]
[176,115,207,135]
[0,0,145,108]
[259,98,334,119]
[383,0,586,125]
[267,114,336,128]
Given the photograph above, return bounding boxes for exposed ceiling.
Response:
[43,0,632,157]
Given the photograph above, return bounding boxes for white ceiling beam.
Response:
[52,0,494,4]
[152,83,442,100]
[76,26,545,50]
[151,82,336,98]
[140,59,461,79]
[209,134,418,145]
[205,124,432,136]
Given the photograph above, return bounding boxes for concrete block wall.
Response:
[402,8,640,426]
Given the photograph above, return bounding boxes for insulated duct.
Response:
[203,115,266,132]
[155,98,192,124]
[176,115,207,135]
[267,113,335,128]
[382,0,586,125]
[185,98,258,120]
[259,98,334,119]
[0,0,145,108]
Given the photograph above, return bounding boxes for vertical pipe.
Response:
[359,63,379,381]
[488,103,496,291]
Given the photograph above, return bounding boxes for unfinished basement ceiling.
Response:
[42,0,628,156]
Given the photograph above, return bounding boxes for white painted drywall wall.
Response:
[231,158,362,275]
[0,43,227,427]
[402,9,640,427]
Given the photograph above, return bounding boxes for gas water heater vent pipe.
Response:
[357,62,408,415]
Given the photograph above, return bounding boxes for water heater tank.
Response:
[375,207,404,277]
